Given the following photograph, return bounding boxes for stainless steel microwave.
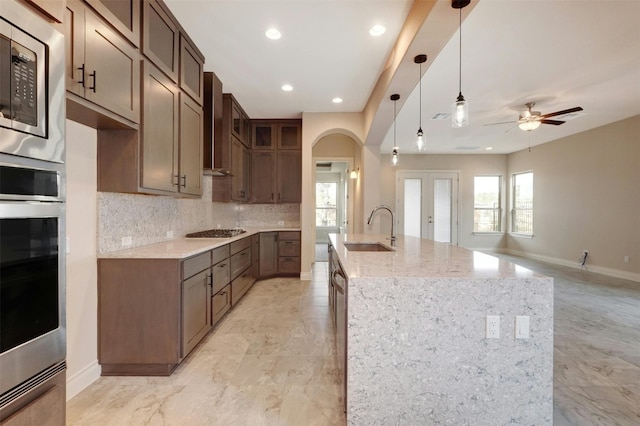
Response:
[0,1,65,164]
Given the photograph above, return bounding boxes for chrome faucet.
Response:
[367,205,396,246]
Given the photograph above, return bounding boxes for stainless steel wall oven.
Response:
[0,0,66,413]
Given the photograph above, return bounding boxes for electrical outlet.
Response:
[486,315,500,339]
[166,230,174,239]
[515,316,530,339]
[624,255,630,264]
[121,236,132,247]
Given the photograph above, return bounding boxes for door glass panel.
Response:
[403,178,421,238]
[433,178,452,242]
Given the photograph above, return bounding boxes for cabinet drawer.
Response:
[231,268,253,306]
[183,251,210,279]
[278,231,300,241]
[211,245,230,265]
[211,284,231,325]
[278,240,300,257]
[230,236,251,255]
[230,247,251,280]
[211,259,230,293]
[278,256,300,274]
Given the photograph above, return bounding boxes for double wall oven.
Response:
[0,0,66,416]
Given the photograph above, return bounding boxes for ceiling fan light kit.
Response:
[485,102,584,132]
[391,93,400,166]
[414,54,428,151]
[451,0,470,128]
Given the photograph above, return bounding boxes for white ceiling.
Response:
[165,0,640,155]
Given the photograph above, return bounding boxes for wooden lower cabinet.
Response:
[181,268,211,357]
[212,284,231,325]
[278,231,301,275]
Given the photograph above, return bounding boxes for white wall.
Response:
[507,115,640,280]
[65,120,100,399]
[378,153,509,251]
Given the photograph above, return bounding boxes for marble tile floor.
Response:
[67,257,640,425]
[67,262,345,426]
[491,253,640,426]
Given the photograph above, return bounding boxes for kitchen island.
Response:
[329,233,553,425]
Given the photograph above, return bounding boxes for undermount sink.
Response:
[343,242,393,252]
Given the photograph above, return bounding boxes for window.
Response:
[511,172,533,234]
[474,176,501,232]
[316,182,337,227]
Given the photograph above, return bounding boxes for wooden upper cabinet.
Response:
[251,151,277,203]
[85,0,141,46]
[25,0,65,22]
[140,60,179,194]
[251,121,277,150]
[179,93,204,196]
[65,0,86,98]
[142,0,179,82]
[278,121,302,149]
[277,151,301,203]
[180,34,204,105]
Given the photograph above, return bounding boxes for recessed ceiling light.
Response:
[369,25,386,36]
[265,28,281,40]
[485,147,494,151]
[281,84,293,92]
[332,97,343,104]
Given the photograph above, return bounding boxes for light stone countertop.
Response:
[329,233,545,279]
[98,227,300,259]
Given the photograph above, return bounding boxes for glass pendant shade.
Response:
[391,148,399,166]
[415,128,425,151]
[451,93,469,128]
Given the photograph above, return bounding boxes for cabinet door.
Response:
[259,232,278,277]
[142,0,179,82]
[277,121,302,149]
[64,0,86,97]
[251,121,277,150]
[180,34,204,105]
[85,0,140,46]
[277,151,301,203]
[141,61,179,193]
[230,137,245,201]
[84,11,140,123]
[179,93,203,196]
[231,101,243,141]
[251,151,276,203]
[242,147,251,201]
[182,269,211,357]
[211,285,231,326]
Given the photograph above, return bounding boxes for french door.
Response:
[396,171,458,244]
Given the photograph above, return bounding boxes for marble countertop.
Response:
[99,227,300,259]
[329,233,544,280]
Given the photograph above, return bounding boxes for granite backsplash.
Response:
[98,176,300,253]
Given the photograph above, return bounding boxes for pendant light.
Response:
[391,93,400,167]
[414,54,427,151]
[451,0,470,128]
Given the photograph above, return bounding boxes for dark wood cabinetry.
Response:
[180,34,204,105]
[25,0,65,22]
[85,0,141,46]
[250,120,302,203]
[259,232,278,277]
[65,0,140,126]
[212,94,251,202]
[278,231,301,275]
[142,0,179,82]
[251,120,301,150]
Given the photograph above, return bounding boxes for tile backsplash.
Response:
[98,176,300,253]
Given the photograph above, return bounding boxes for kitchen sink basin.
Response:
[343,242,393,252]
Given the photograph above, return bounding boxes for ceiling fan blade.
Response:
[540,119,565,125]
[540,106,583,119]
[483,120,517,126]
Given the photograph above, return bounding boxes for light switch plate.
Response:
[515,316,530,339]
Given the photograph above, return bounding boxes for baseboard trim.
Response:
[300,271,312,281]
[66,360,101,401]
[503,249,640,283]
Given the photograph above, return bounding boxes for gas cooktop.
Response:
[185,228,246,238]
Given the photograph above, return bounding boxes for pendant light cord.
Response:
[419,62,422,128]
[458,6,462,95]
[394,98,397,146]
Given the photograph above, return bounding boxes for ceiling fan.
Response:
[486,102,584,131]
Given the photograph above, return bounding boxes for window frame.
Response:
[473,175,502,233]
[315,181,338,227]
[511,171,534,236]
